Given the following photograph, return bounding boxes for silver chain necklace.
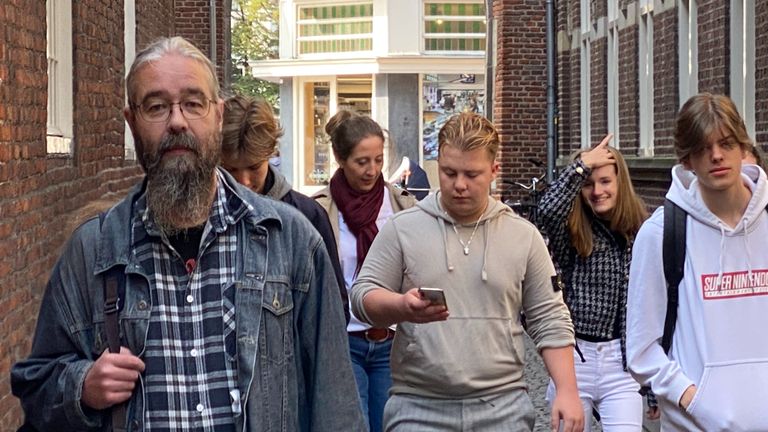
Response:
[450,203,488,255]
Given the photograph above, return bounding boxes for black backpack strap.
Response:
[661,199,686,355]
[99,211,128,432]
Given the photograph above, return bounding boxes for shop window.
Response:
[423,1,486,53]
[422,74,484,160]
[299,76,373,190]
[302,81,332,186]
[297,3,373,55]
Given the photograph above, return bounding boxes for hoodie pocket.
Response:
[686,359,768,431]
[397,317,524,396]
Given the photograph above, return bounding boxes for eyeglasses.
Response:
[131,97,214,123]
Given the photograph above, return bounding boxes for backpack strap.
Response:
[99,211,128,432]
[661,199,686,355]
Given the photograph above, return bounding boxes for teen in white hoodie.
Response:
[627,93,768,432]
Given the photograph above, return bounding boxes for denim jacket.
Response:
[11,170,365,432]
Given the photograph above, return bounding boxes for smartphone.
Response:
[418,287,447,307]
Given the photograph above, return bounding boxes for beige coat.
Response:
[313,182,416,251]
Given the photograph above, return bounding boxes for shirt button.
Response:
[191,348,198,357]
[137,300,148,310]
[196,403,204,412]
[186,295,194,303]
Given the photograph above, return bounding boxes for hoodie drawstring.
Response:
[715,222,727,289]
[481,220,490,281]
[439,218,454,272]
[743,217,755,283]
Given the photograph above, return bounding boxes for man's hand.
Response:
[550,388,584,432]
[82,347,145,410]
[679,384,697,410]
[398,288,449,323]
[579,134,615,170]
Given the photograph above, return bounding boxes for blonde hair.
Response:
[437,112,499,159]
[568,147,648,257]
[221,95,283,163]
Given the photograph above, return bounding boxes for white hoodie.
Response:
[627,164,768,431]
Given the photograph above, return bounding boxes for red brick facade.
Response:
[492,0,549,195]
[0,1,228,427]
[496,0,768,208]
[175,0,232,86]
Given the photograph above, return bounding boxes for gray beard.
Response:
[142,132,221,236]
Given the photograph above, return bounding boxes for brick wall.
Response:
[757,0,768,149]
[137,0,177,47]
[652,8,678,157]
[0,0,179,427]
[493,0,548,201]
[175,0,231,86]
[698,0,730,93]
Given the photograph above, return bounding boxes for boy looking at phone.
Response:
[350,113,583,432]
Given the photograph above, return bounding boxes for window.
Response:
[124,0,136,160]
[579,0,590,149]
[422,74,485,160]
[730,0,755,138]
[46,0,73,154]
[638,0,654,156]
[423,1,486,53]
[297,3,373,55]
[607,0,620,147]
[678,0,698,106]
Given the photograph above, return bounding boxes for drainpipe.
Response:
[209,0,217,65]
[545,0,558,184]
[484,0,494,121]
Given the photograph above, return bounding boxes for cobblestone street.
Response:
[524,335,660,432]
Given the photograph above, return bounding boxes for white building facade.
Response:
[248,0,487,194]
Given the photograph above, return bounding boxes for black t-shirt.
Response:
[168,226,205,264]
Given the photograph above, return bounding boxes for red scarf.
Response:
[330,169,386,275]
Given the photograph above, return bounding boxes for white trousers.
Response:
[547,338,643,432]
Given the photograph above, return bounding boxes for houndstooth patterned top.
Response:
[538,160,633,369]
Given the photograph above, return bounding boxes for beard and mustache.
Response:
[138,131,222,236]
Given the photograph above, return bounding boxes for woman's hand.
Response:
[579,134,615,170]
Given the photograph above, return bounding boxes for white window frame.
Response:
[423,0,486,55]
[295,2,374,58]
[579,0,591,149]
[678,0,698,106]
[124,0,136,160]
[607,0,620,148]
[730,0,755,138]
[46,0,73,154]
[638,0,654,157]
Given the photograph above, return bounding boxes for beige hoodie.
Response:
[351,192,574,398]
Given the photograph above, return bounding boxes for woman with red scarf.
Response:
[314,110,415,432]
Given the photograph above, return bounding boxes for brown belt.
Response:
[349,328,395,343]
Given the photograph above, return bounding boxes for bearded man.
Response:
[11,37,364,432]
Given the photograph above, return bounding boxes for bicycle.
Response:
[503,158,548,228]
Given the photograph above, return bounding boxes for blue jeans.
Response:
[349,334,393,432]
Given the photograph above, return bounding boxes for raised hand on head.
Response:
[579,133,616,170]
